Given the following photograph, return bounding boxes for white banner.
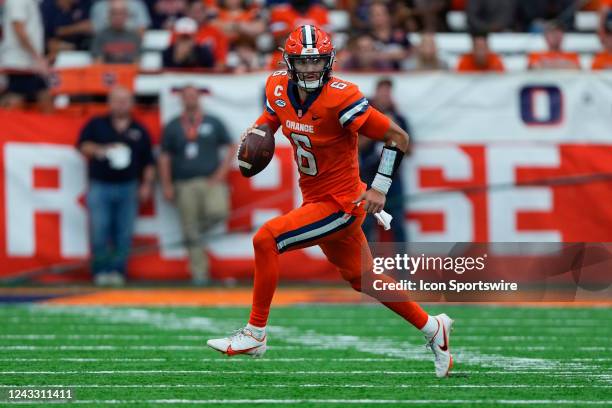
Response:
[156,71,612,143]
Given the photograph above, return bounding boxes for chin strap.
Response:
[371,142,404,195]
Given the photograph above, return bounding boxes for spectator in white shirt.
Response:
[0,0,53,111]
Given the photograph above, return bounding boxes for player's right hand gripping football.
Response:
[353,188,386,214]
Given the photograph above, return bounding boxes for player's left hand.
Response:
[353,189,386,214]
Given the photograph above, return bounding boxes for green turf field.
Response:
[0,304,610,407]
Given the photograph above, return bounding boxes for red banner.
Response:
[0,111,611,283]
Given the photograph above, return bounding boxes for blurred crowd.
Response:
[2,0,612,69]
[2,0,612,110]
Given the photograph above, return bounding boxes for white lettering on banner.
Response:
[487,146,562,243]
[4,143,87,257]
[285,120,314,134]
[406,147,474,242]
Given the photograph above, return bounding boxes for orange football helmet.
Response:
[283,24,335,92]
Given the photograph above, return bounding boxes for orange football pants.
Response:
[249,200,428,329]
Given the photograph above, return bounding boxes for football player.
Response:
[208,25,454,377]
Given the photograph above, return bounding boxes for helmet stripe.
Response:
[303,25,313,47]
[301,26,307,46]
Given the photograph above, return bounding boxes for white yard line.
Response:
[1,370,610,377]
[30,306,611,381]
[1,384,611,389]
[5,399,611,405]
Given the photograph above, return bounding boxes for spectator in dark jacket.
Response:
[77,86,155,286]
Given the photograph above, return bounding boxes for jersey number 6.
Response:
[291,132,318,176]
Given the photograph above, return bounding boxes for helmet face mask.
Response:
[284,53,335,92]
[283,25,335,92]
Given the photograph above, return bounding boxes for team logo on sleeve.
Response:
[275,99,287,107]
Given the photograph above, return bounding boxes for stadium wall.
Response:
[1,72,611,282]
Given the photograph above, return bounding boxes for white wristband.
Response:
[371,173,392,195]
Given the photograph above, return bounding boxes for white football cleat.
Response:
[207,328,267,357]
[425,313,454,378]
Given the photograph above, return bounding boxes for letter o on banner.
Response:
[519,85,563,126]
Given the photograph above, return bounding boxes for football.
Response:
[237,124,275,177]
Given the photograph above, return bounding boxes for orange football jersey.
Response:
[255,71,390,212]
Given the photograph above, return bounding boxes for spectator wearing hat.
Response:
[527,22,580,70]
[162,17,215,68]
[159,85,237,285]
[456,32,505,72]
[593,13,612,70]
[91,0,142,64]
